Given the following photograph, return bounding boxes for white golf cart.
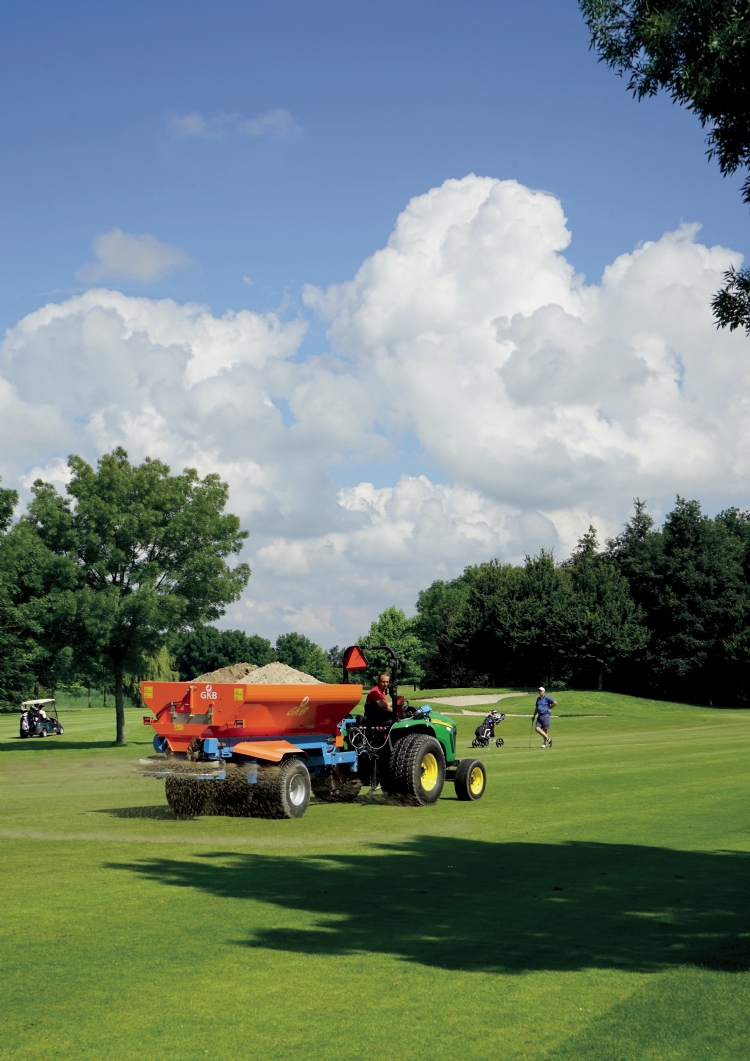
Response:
[19,699,64,738]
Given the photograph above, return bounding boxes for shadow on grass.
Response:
[109,837,750,974]
[0,739,151,752]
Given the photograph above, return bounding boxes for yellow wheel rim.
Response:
[421,752,439,792]
[469,765,484,796]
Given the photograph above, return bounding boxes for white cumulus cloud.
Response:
[1,174,748,644]
[306,176,747,515]
[77,229,190,283]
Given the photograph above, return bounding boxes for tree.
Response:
[562,527,648,689]
[358,606,426,687]
[25,448,250,743]
[171,626,276,680]
[580,0,750,331]
[0,483,48,707]
[275,631,339,682]
[608,497,750,702]
[413,571,476,687]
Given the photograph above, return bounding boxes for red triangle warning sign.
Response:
[342,645,369,671]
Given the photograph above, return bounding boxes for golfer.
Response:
[533,686,556,748]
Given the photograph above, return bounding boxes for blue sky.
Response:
[2,0,746,326]
[1,1,749,644]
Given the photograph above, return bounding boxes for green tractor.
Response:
[325,643,487,805]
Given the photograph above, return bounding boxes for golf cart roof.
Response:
[21,699,55,706]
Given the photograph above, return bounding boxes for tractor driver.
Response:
[365,672,394,725]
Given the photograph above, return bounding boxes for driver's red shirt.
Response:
[366,684,388,706]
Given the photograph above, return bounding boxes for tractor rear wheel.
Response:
[380,738,408,796]
[164,778,215,817]
[395,735,445,805]
[252,758,311,819]
[454,758,486,801]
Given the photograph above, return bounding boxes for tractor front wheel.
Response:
[395,735,445,805]
[252,758,311,819]
[454,758,486,801]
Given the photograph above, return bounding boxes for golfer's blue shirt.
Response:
[536,696,554,715]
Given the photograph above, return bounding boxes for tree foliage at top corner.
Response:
[579,0,750,332]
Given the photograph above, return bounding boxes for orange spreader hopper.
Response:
[141,681,363,754]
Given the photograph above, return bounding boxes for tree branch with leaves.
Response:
[580,0,750,332]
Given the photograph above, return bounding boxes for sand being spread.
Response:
[193,662,260,683]
[193,661,323,684]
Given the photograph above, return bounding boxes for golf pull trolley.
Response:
[471,710,505,749]
[137,644,489,818]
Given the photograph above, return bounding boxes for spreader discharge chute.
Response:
[138,645,487,818]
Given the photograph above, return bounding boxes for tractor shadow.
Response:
[109,837,750,974]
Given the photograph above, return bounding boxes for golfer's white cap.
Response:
[538,686,545,693]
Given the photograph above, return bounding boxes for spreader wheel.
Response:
[454,758,486,801]
[164,778,215,817]
[252,758,311,819]
[395,734,445,805]
[212,770,255,817]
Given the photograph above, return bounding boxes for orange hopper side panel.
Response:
[141,681,363,740]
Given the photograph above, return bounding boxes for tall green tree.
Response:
[454,554,575,687]
[25,448,250,743]
[171,626,276,680]
[579,0,750,331]
[562,527,648,688]
[0,483,46,707]
[413,571,476,686]
[358,606,425,686]
[275,631,338,683]
[608,497,750,701]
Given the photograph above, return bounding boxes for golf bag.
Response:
[472,710,505,748]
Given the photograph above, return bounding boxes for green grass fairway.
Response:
[1,692,749,1060]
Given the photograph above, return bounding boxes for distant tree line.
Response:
[404,498,750,706]
[171,627,342,684]
[4,458,749,732]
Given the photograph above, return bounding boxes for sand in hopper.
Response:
[192,662,260,682]
[193,661,323,684]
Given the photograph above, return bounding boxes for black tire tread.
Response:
[454,758,486,801]
[251,758,311,819]
[395,734,445,806]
